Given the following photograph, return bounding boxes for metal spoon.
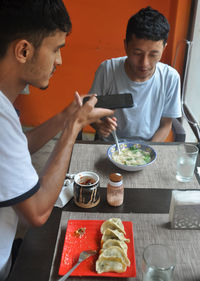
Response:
[112,130,121,154]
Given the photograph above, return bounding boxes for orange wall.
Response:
[14,0,192,127]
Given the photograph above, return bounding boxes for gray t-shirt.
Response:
[89,56,182,141]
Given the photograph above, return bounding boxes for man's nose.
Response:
[55,49,62,65]
[140,54,149,67]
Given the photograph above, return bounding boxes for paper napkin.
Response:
[55,179,74,208]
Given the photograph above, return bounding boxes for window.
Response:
[183,0,200,141]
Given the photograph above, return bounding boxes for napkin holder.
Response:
[169,190,200,229]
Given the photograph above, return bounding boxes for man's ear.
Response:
[14,40,33,63]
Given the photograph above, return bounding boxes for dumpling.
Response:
[101,228,130,245]
[96,218,130,274]
[96,256,127,274]
[101,239,128,255]
[100,218,126,234]
[108,218,126,233]
[99,246,130,266]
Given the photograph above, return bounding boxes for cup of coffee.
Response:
[73,171,100,208]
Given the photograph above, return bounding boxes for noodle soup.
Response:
[107,142,157,171]
[112,146,151,166]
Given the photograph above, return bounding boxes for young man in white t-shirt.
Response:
[89,7,182,142]
[0,1,114,280]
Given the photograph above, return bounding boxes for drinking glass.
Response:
[176,143,198,182]
[142,244,176,281]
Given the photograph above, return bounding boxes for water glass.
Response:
[142,244,176,281]
[176,143,198,182]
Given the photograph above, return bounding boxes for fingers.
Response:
[71,92,115,130]
[106,117,117,129]
[81,95,114,121]
[84,94,98,107]
[74,91,82,107]
[97,117,117,138]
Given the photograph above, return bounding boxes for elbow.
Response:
[31,218,46,228]
[29,211,51,227]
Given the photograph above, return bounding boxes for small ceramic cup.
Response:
[73,171,100,208]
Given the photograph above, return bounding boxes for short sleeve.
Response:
[0,98,39,206]
[89,60,111,96]
[162,66,182,118]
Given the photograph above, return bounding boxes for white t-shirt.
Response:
[0,91,39,280]
[89,57,182,141]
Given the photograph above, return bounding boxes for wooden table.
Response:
[7,142,200,281]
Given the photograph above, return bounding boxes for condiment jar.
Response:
[107,173,124,206]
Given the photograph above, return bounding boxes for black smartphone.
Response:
[83,93,134,109]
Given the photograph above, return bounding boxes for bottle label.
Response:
[109,180,123,187]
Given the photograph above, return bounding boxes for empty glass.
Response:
[142,244,176,281]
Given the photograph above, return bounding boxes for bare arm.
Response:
[25,93,83,154]
[151,117,172,142]
[25,110,66,154]
[14,94,114,227]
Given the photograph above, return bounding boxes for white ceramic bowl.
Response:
[107,142,157,171]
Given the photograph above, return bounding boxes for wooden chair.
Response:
[165,118,186,142]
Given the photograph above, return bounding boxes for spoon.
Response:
[112,130,121,154]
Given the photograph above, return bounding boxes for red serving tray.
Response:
[58,219,136,277]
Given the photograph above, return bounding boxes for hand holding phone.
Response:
[83,93,134,109]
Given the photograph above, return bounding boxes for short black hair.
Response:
[0,0,72,59]
[126,6,170,45]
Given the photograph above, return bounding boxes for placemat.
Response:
[49,211,200,281]
[68,143,199,189]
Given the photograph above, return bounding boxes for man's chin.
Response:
[138,70,154,81]
[39,84,49,90]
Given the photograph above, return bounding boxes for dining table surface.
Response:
[7,141,200,281]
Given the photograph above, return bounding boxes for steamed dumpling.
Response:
[96,218,130,274]
[101,239,128,255]
[100,218,126,234]
[101,228,130,244]
[99,246,130,266]
[96,256,127,274]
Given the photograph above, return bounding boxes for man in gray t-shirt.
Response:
[89,6,182,142]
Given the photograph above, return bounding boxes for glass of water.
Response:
[142,244,176,281]
[176,143,199,182]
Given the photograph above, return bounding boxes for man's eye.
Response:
[150,53,159,58]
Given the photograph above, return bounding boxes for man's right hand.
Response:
[63,93,115,134]
[94,116,117,138]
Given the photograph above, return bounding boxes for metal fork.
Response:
[58,250,97,281]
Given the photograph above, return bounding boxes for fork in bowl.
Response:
[58,250,97,281]
[112,130,121,154]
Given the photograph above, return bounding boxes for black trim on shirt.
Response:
[0,180,40,207]
[14,108,20,117]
